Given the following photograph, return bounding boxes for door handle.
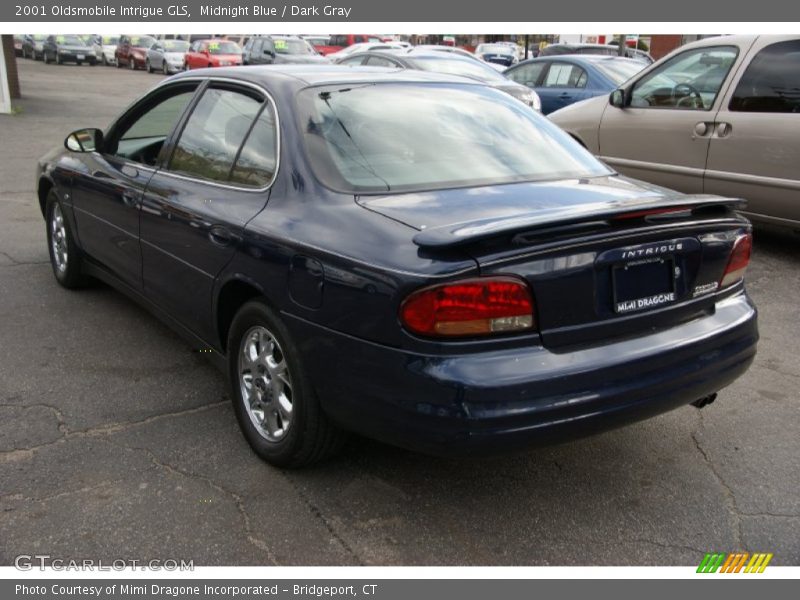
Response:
[209,225,236,247]
[121,192,139,208]
[558,92,572,98]
[716,122,732,138]
[693,122,714,137]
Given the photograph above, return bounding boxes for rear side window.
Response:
[729,40,800,113]
[169,86,278,188]
[542,63,588,88]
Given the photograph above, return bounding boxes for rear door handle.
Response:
[121,192,139,208]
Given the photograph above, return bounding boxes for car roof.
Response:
[522,54,638,64]
[168,64,481,87]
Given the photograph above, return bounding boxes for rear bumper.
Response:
[286,293,758,456]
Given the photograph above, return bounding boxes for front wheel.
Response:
[227,300,346,467]
[45,191,88,289]
[129,57,136,70]
[146,59,152,73]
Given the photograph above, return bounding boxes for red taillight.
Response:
[719,233,752,289]
[400,277,535,338]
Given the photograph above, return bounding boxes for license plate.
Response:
[613,258,675,314]
[77,54,85,60]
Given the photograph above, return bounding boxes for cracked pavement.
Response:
[0,60,798,566]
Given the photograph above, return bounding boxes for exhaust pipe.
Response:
[691,393,718,409]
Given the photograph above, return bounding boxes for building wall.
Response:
[1,35,21,99]
[648,34,684,60]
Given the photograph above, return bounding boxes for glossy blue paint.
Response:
[504,55,645,114]
[37,66,758,457]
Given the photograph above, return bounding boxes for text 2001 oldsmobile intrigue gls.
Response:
[37,66,757,467]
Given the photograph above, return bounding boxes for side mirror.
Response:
[609,89,626,108]
[65,128,103,153]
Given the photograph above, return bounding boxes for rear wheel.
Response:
[45,191,88,289]
[227,300,346,467]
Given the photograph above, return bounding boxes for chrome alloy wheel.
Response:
[50,203,68,273]
[238,326,293,441]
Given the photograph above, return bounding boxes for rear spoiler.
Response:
[412,195,747,249]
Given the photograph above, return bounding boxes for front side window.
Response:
[110,85,198,166]
[730,40,800,113]
[299,83,611,193]
[169,87,277,187]
[506,62,547,87]
[630,45,738,110]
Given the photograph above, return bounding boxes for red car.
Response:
[319,34,384,55]
[184,39,243,70]
[114,35,156,70]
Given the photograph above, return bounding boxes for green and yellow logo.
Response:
[697,552,773,573]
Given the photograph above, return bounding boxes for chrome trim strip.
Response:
[599,156,705,178]
[704,169,800,191]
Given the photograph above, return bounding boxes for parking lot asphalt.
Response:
[0,59,798,567]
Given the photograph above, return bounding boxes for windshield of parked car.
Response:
[130,36,156,48]
[275,38,316,55]
[412,56,508,83]
[164,40,189,52]
[299,83,611,193]
[102,36,119,45]
[56,35,87,46]
[593,58,646,84]
[32,34,47,41]
[476,44,515,55]
[207,41,241,54]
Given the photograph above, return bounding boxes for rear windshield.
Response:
[593,58,646,84]
[412,57,507,83]
[298,83,611,193]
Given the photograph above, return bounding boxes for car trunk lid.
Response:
[358,176,748,349]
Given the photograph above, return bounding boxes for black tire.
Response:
[227,300,346,467]
[163,61,169,75]
[129,57,136,70]
[45,191,88,289]
[76,60,82,66]
[116,57,122,68]
[183,61,189,71]
[102,55,107,66]
[55,52,61,65]
[146,59,152,73]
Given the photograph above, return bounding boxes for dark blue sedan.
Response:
[37,66,757,466]
[505,55,646,114]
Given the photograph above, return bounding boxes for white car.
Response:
[327,42,406,62]
[92,35,120,66]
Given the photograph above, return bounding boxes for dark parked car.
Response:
[115,35,156,70]
[504,55,646,114]
[43,35,97,65]
[38,66,757,467]
[337,50,541,110]
[540,43,654,64]
[243,35,329,65]
[21,34,47,60]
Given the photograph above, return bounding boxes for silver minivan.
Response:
[550,35,800,229]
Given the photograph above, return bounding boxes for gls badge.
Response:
[168,5,189,17]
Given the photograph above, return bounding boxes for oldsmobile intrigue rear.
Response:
[37,66,758,467]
